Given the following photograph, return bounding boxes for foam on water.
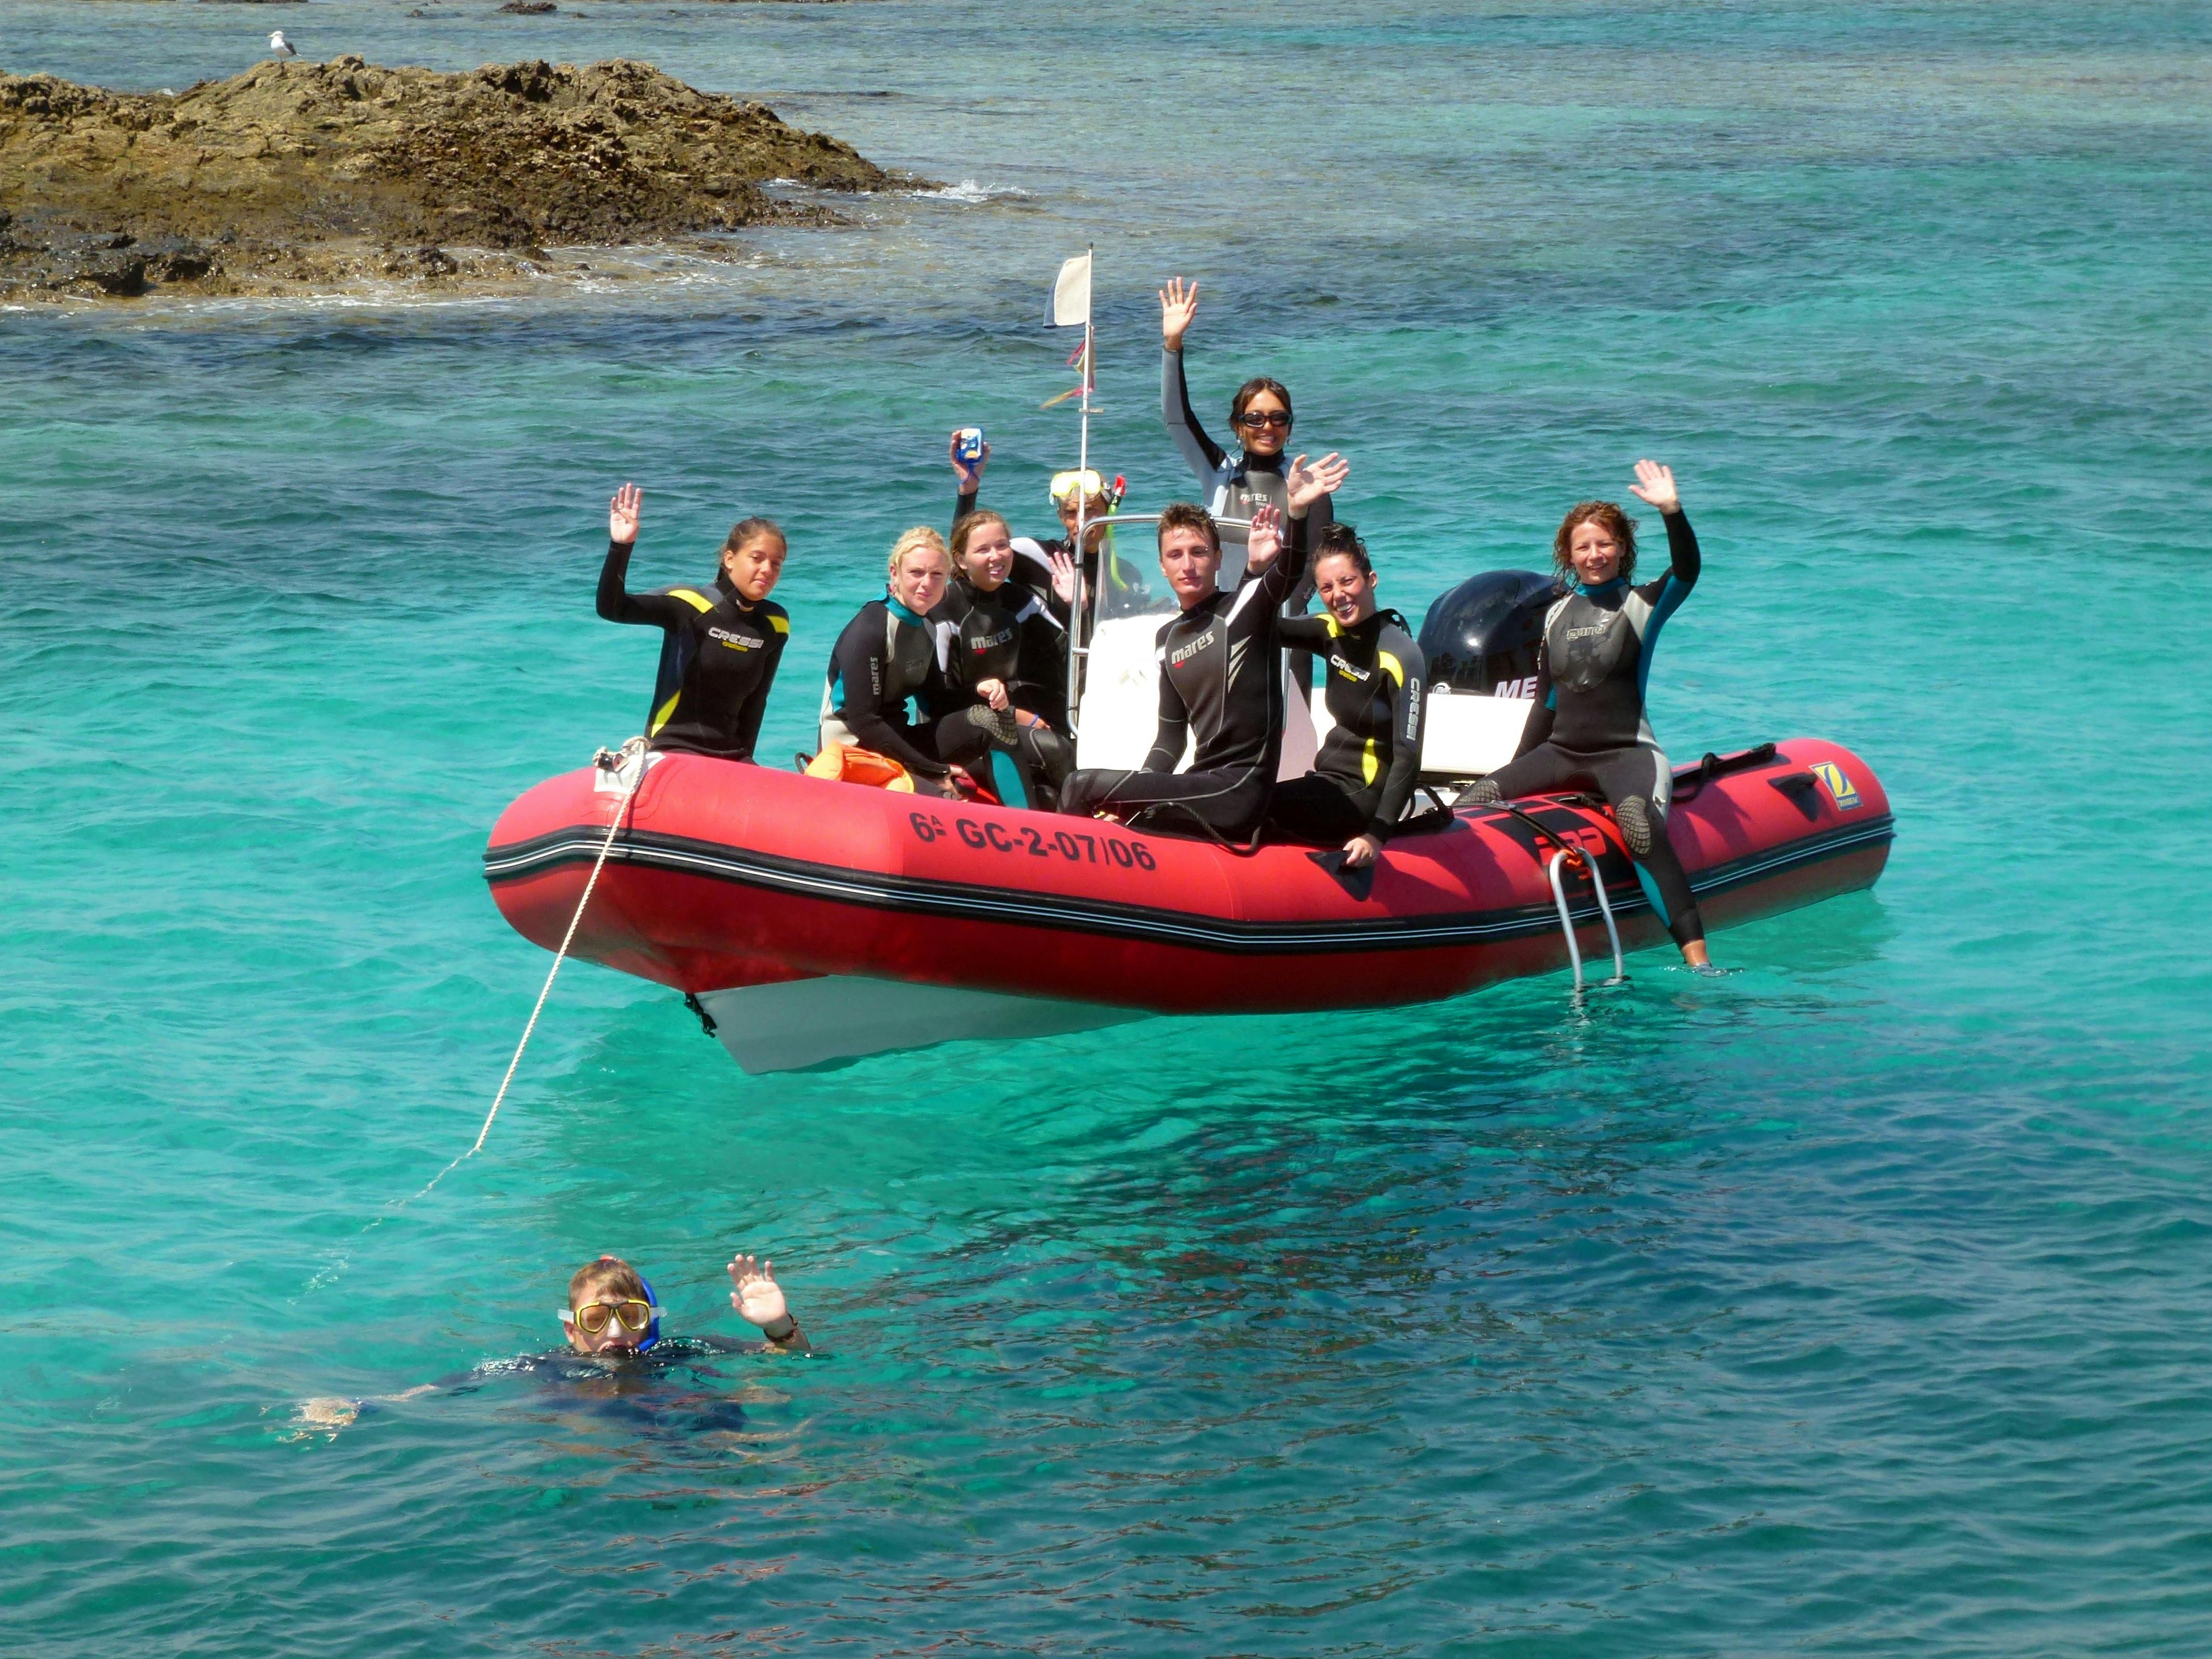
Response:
[5,0,2212,1652]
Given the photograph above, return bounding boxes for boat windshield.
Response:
[1079,512,1255,625]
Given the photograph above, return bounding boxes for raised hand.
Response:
[608,481,642,545]
[1286,451,1349,512]
[949,428,989,490]
[727,1252,788,1329]
[1049,548,1078,607]
[1159,276,1200,352]
[1627,459,1680,515]
[1246,502,1284,572]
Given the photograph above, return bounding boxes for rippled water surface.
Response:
[6,1,2212,1652]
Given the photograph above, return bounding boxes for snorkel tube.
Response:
[634,1275,663,1352]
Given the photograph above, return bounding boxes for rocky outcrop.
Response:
[0,55,908,299]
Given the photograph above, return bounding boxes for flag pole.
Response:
[1066,243,1094,742]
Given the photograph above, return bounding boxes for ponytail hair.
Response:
[722,516,785,557]
[1313,522,1372,578]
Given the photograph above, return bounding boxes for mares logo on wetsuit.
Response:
[970,626,1015,654]
[1809,761,1861,809]
[1169,629,1217,667]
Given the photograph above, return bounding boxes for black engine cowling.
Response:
[1417,569,1556,697]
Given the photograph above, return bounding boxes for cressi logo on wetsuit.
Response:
[595,539,791,763]
[1271,607,1428,841]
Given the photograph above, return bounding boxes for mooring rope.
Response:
[300,737,649,1294]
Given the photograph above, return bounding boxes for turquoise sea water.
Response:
[7,1,2212,1650]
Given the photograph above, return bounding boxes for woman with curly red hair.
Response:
[1465,460,1715,969]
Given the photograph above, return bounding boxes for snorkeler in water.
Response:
[289,1248,807,1437]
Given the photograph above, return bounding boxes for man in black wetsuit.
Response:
[1057,453,1348,842]
[598,483,790,761]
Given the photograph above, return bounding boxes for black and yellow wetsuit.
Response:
[597,538,789,761]
[1469,509,1705,946]
[1266,608,1426,845]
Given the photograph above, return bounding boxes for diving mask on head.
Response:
[1049,470,1126,509]
[559,1273,664,1350]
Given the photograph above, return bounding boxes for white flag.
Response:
[1046,251,1091,327]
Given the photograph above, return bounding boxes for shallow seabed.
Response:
[5,1,2212,1653]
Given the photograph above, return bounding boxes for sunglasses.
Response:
[1236,410,1292,431]
[563,1298,658,1336]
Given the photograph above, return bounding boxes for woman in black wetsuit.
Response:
[932,507,1077,809]
[819,526,962,798]
[947,431,1143,636]
[1265,525,1427,868]
[1466,460,1715,969]
[598,482,790,762]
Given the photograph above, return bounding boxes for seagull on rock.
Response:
[270,31,298,59]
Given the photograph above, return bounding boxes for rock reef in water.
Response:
[0,55,907,299]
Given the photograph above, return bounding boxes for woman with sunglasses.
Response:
[1158,276,1336,557]
[819,526,963,797]
[1263,524,1427,868]
[932,506,1077,808]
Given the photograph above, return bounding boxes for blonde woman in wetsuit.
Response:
[1465,461,1715,969]
[819,526,962,799]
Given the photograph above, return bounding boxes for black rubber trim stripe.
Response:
[484,813,1893,957]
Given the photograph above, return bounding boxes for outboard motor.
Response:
[1418,569,1556,697]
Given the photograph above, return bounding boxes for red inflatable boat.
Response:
[484,738,1892,1072]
